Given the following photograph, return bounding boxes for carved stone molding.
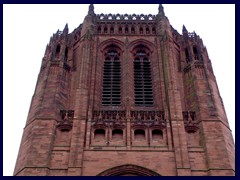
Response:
[183,64,191,74]
[130,111,166,130]
[92,110,126,129]
[182,111,199,133]
[56,110,74,131]
[194,61,204,69]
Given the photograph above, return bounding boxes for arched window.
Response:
[134,129,145,141]
[193,47,199,60]
[98,27,101,33]
[152,129,163,141]
[94,129,105,140]
[102,45,121,106]
[139,27,143,34]
[110,27,114,34]
[55,44,61,58]
[119,27,122,34]
[146,27,150,34]
[152,27,156,34]
[112,129,123,140]
[64,47,68,62]
[133,45,153,106]
[125,27,128,33]
[185,48,190,63]
[131,27,135,34]
[104,27,108,33]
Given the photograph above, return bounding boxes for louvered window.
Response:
[134,50,153,106]
[102,50,121,106]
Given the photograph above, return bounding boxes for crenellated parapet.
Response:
[96,13,157,21]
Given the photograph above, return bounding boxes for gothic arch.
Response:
[99,38,125,53]
[129,39,155,54]
[97,164,161,176]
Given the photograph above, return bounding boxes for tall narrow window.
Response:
[110,27,114,34]
[98,27,101,33]
[133,46,154,106]
[185,48,190,63]
[104,27,108,33]
[55,44,61,58]
[146,27,150,34]
[131,27,135,34]
[193,47,199,60]
[64,48,68,62]
[125,27,128,33]
[119,27,122,34]
[102,46,121,106]
[152,27,156,34]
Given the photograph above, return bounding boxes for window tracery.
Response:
[102,45,121,106]
[133,45,154,106]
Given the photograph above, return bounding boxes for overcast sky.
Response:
[3,4,235,176]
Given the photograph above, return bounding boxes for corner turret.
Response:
[158,4,165,17]
[88,4,95,16]
[63,23,69,35]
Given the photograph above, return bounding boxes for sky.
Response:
[3,4,235,176]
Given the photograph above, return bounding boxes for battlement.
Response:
[96,13,156,22]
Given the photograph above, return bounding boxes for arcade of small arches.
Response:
[92,127,164,145]
[97,13,156,21]
[97,25,156,35]
[185,46,201,63]
[90,110,166,146]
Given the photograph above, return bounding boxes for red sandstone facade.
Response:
[14,5,235,176]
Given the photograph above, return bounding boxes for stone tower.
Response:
[14,4,235,176]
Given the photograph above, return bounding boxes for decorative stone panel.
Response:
[92,110,126,129]
[130,111,166,130]
[182,111,199,133]
[56,110,74,131]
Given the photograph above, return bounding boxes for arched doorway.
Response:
[97,164,161,176]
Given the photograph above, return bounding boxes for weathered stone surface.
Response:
[14,4,235,176]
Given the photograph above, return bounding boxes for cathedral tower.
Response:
[14,4,235,176]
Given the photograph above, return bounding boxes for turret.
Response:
[158,4,165,17]
[182,25,188,35]
[63,23,69,35]
[81,4,96,37]
[88,4,95,16]
[156,4,172,37]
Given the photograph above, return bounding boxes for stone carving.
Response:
[130,111,166,130]
[92,110,126,129]
[97,13,156,21]
[56,110,74,131]
[182,111,199,133]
